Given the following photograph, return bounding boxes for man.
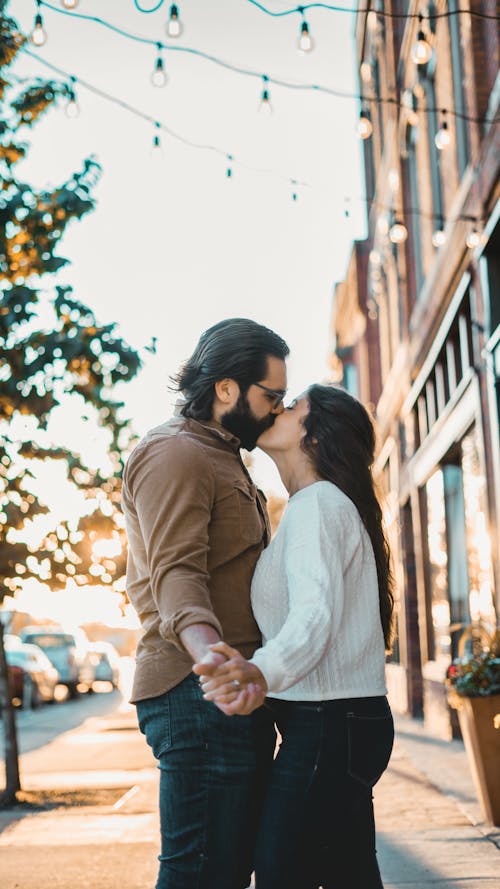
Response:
[122,318,289,889]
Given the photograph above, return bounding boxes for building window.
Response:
[423,427,496,664]
[481,222,500,336]
[447,0,470,177]
[422,73,444,223]
[461,427,496,628]
[405,123,424,298]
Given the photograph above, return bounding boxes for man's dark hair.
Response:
[173,318,289,420]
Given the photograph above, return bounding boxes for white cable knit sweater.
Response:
[249,480,387,700]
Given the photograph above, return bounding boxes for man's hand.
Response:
[193,641,268,716]
[192,646,227,677]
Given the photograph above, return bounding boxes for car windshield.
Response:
[24,634,75,649]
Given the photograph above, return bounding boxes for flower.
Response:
[446,627,500,708]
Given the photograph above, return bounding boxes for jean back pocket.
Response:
[347,707,394,788]
[136,692,172,759]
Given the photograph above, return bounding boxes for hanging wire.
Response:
[32,2,500,127]
[20,47,312,189]
[242,1,500,21]
[134,0,164,12]
[16,47,488,238]
[130,0,500,22]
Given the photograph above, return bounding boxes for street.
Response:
[1,661,500,889]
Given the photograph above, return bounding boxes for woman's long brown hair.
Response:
[302,384,395,651]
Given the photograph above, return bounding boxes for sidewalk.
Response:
[375,715,500,888]
[0,710,499,888]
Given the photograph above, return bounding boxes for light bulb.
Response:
[30,14,47,46]
[298,21,314,53]
[367,11,378,33]
[166,4,183,38]
[432,229,446,248]
[388,169,400,192]
[151,128,163,161]
[466,228,485,250]
[61,0,79,8]
[259,88,272,115]
[151,56,167,87]
[435,120,451,150]
[411,21,432,65]
[389,220,408,244]
[357,111,373,140]
[65,93,80,118]
[360,61,372,84]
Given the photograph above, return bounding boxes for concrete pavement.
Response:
[375,716,500,888]
[0,705,499,888]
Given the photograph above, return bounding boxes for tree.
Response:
[0,1,144,803]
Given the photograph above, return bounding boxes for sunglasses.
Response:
[253,382,287,409]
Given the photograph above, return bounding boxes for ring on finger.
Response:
[232,679,241,688]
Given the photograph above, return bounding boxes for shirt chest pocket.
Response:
[212,482,265,547]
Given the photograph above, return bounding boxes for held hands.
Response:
[193,641,267,716]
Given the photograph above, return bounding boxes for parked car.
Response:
[4,637,59,708]
[19,627,94,698]
[88,642,121,688]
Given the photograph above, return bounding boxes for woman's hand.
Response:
[193,641,268,715]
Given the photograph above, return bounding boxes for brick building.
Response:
[332,2,500,738]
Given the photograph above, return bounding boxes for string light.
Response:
[297,18,314,53]
[61,0,79,9]
[432,217,446,247]
[357,108,372,140]
[65,76,80,117]
[411,15,432,65]
[31,2,499,127]
[17,45,493,251]
[466,227,486,250]
[435,111,451,150]
[259,76,272,114]
[166,3,183,38]
[152,121,161,150]
[389,218,408,244]
[360,61,372,84]
[151,45,167,86]
[21,47,311,193]
[31,2,47,46]
[241,1,500,23]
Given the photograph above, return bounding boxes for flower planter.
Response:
[456,694,500,826]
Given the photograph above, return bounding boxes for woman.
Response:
[194,384,394,889]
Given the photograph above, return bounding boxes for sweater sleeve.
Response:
[249,494,347,693]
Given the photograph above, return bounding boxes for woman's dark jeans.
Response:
[254,695,394,889]
[136,673,276,889]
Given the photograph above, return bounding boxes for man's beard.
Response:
[221,394,275,450]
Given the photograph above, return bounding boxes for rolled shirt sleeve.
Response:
[124,434,223,650]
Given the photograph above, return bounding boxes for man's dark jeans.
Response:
[136,673,276,889]
[254,695,394,889]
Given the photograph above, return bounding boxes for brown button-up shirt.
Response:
[122,415,270,703]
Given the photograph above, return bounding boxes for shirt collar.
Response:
[189,417,241,451]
